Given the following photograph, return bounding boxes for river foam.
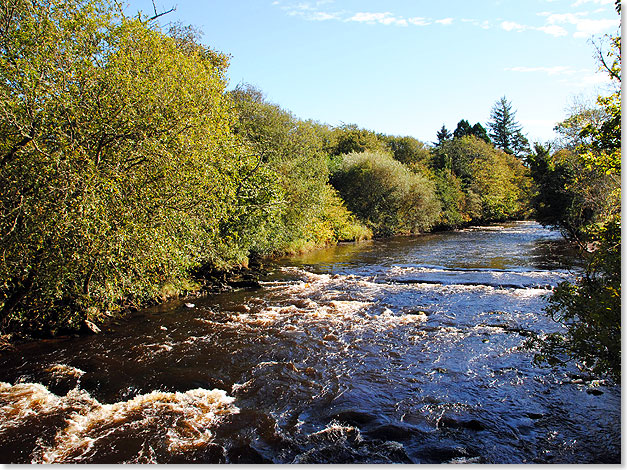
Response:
[0,381,238,463]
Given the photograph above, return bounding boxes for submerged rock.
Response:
[438,416,485,431]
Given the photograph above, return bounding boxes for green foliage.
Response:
[304,185,372,247]
[432,135,474,184]
[327,124,388,157]
[0,0,542,338]
[553,98,608,151]
[379,135,432,170]
[432,169,466,228]
[527,13,621,380]
[331,151,440,237]
[0,0,277,334]
[230,85,369,253]
[453,119,491,144]
[467,138,529,221]
[526,145,610,239]
[433,136,531,223]
[434,125,452,147]
[529,219,621,381]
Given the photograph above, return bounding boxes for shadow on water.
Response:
[0,221,620,463]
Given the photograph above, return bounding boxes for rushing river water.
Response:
[0,221,620,464]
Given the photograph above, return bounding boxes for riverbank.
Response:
[1,219,539,348]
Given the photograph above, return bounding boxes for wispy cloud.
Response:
[274,2,453,29]
[500,21,528,32]
[500,20,568,37]
[536,24,569,36]
[274,1,617,38]
[347,12,408,26]
[498,9,616,37]
[538,10,618,37]
[408,17,431,26]
[308,11,341,21]
[435,18,454,26]
[461,18,491,29]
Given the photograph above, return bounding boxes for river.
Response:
[0,221,620,463]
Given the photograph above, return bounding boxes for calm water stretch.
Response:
[0,221,620,463]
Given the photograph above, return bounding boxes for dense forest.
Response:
[0,0,621,380]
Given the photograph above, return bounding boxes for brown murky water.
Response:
[0,221,620,463]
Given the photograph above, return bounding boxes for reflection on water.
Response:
[0,222,620,463]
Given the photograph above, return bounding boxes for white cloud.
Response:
[577,72,613,86]
[537,24,569,36]
[273,3,447,28]
[309,11,341,21]
[462,18,491,29]
[543,12,588,23]
[572,18,619,37]
[435,18,454,25]
[539,10,618,37]
[347,11,408,26]
[274,1,617,38]
[501,21,527,32]
[408,17,431,26]
[502,9,616,38]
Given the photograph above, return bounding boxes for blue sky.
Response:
[125,0,620,144]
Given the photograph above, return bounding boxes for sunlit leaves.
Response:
[331,151,440,237]
[529,11,621,381]
[0,0,278,334]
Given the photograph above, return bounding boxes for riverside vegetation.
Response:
[0,0,621,381]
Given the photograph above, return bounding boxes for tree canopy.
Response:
[0,0,276,333]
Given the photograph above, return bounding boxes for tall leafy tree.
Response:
[331,151,440,237]
[0,0,277,334]
[380,134,431,168]
[488,96,530,157]
[527,1,621,381]
[230,84,369,253]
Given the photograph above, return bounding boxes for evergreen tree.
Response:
[453,119,473,139]
[471,123,491,144]
[488,96,530,157]
[434,124,452,147]
[452,120,491,143]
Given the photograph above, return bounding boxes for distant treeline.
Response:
[0,0,620,357]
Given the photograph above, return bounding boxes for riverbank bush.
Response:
[0,0,279,334]
[230,85,370,254]
[431,136,531,224]
[331,151,440,237]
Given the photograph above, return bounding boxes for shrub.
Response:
[331,151,440,237]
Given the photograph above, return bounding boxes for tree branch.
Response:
[0,122,38,166]
[147,1,176,22]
